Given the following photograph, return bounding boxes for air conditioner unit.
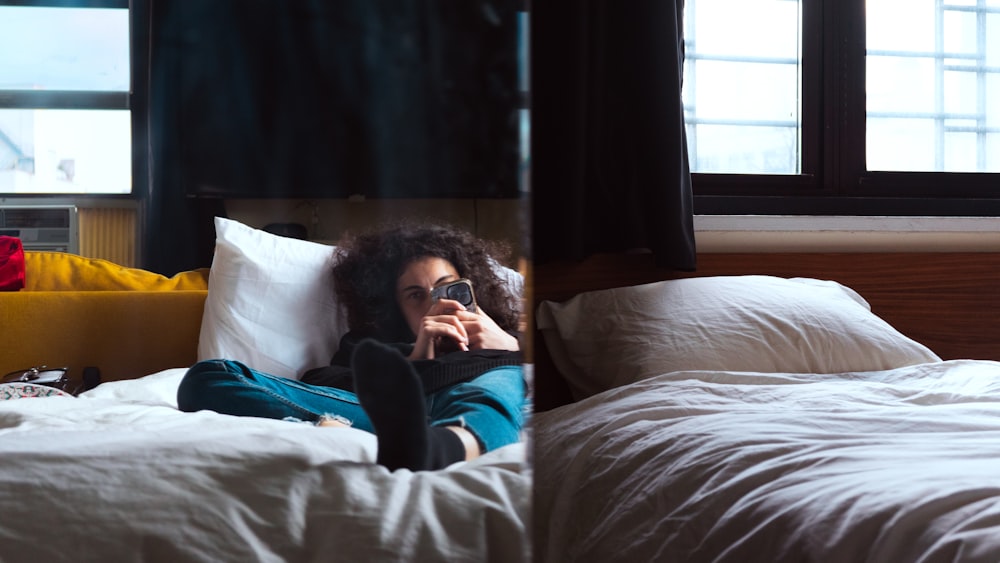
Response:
[0,205,79,254]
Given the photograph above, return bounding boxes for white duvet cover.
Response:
[533,359,1000,563]
[0,369,529,563]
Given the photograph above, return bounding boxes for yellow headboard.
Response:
[3,252,210,383]
[2,290,207,382]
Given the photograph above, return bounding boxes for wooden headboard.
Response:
[530,252,1000,411]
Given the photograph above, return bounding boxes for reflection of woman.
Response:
[177,222,526,472]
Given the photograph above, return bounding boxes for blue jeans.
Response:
[177,359,527,453]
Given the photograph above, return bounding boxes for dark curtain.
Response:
[143,0,518,275]
[530,1,696,270]
[143,0,228,275]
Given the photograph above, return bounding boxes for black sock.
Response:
[426,426,467,470]
[352,339,467,471]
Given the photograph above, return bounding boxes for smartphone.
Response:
[430,278,477,312]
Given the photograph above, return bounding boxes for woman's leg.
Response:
[177,359,373,432]
[428,365,527,455]
[351,340,471,472]
[339,339,528,471]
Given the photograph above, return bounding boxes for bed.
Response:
[530,251,1000,562]
[0,217,530,562]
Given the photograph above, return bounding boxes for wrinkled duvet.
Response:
[534,360,1000,562]
[0,369,529,563]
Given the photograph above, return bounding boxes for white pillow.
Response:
[536,275,942,401]
[197,217,347,379]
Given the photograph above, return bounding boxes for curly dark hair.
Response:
[331,220,521,342]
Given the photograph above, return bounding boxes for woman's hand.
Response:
[408,299,470,360]
[407,299,519,360]
[454,308,520,352]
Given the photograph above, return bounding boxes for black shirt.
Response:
[300,331,523,394]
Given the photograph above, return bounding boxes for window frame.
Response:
[0,0,147,199]
[691,0,1000,217]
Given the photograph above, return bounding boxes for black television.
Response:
[150,0,519,199]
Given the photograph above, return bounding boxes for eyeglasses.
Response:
[2,366,70,391]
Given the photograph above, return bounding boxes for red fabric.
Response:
[0,236,26,291]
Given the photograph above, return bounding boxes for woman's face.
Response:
[396,256,461,337]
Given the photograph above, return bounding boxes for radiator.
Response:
[78,207,137,267]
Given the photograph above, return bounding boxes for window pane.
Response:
[688,0,798,59]
[944,70,979,115]
[689,124,798,173]
[991,13,1000,73]
[867,0,937,52]
[867,1,1000,172]
[944,9,978,55]
[867,118,937,171]
[944,132,981,171]
[682,0,802,174]
[692,61,798,122]
[991,73,1000,128]
[0,109,131,194]
[867,56,936,114]
[0,6,129,91]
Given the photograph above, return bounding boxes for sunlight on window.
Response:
[0,6,128,91]
[0,5,131,195]
[682,0,802,174]
[0,109,131,194]
[867,0,1000,172]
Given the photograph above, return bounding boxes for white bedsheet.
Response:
[0,369,529,563]
[533,359,1000,563]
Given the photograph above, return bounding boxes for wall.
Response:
[53,196,523,270]
[225,197,527,265]
[696,215,1000,253]
[66,207,1000,268]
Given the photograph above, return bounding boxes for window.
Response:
[867,0,1000,173]
[683,0,1000,215]
[0,0,143,196]
[683,0,802,175]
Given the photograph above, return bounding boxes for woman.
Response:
[177,221,526,472]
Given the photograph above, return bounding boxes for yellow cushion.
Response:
[24,251,209,291]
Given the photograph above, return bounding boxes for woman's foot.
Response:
[351,339,466,471]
